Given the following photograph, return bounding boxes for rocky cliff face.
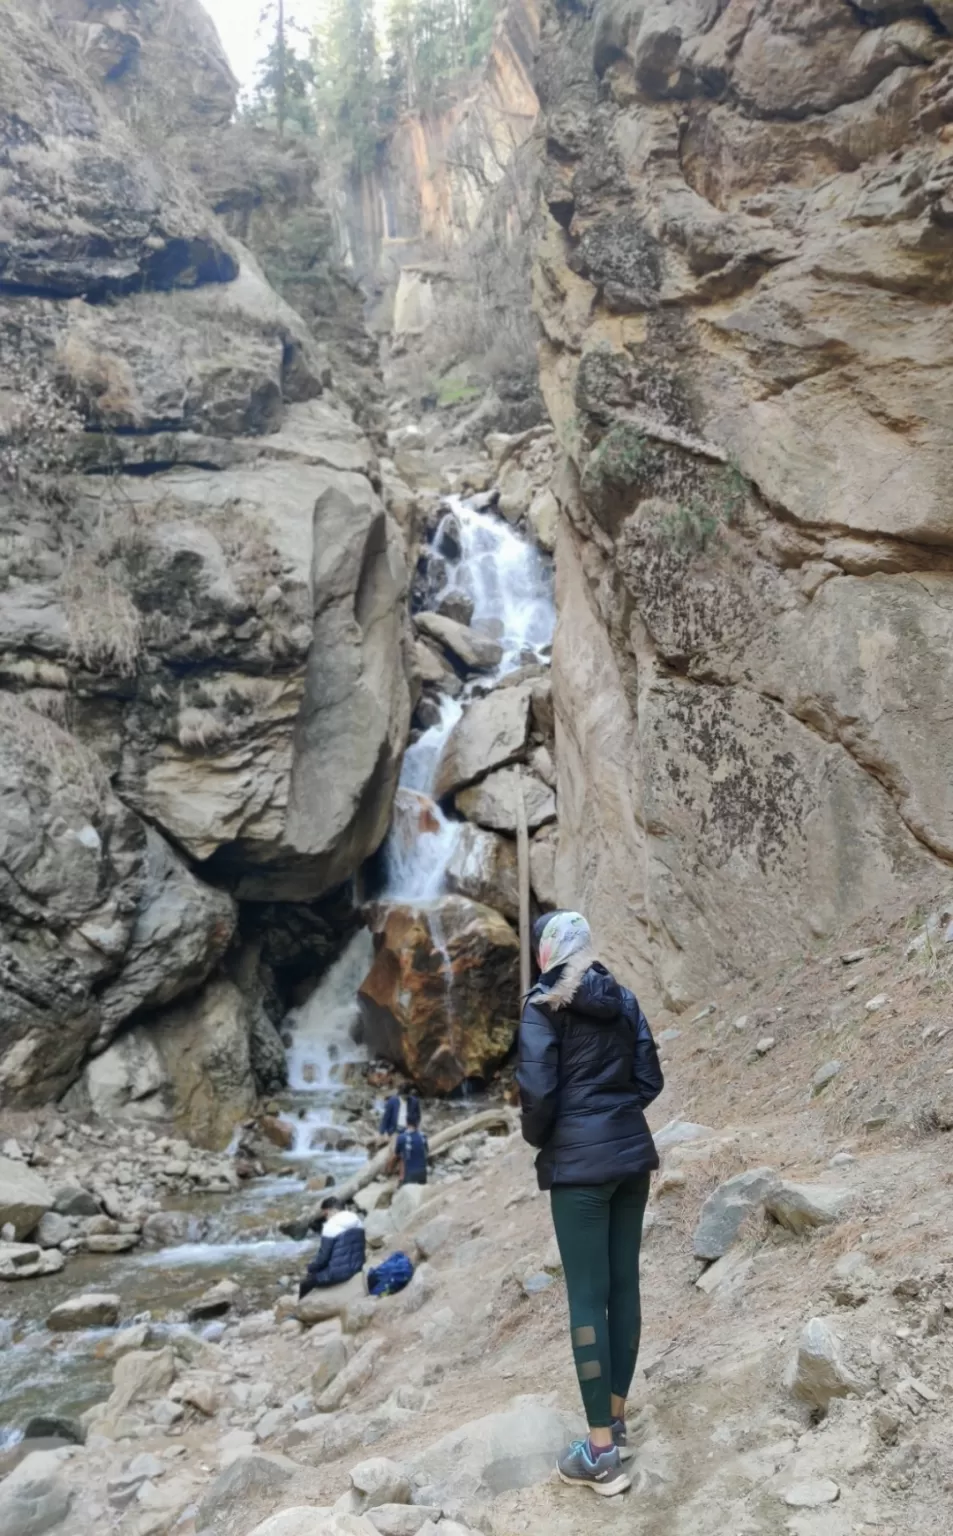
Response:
[0,0,413,1129]
[340,0,541,321]
[534,0,953,1008]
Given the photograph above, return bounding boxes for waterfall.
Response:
[432,495,555,676]
[285,929,374,1092]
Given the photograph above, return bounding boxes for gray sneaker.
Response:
[556,1438,631,1496]
[612,1417,635,1462]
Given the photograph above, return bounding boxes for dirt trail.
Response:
[34,874,953,1534]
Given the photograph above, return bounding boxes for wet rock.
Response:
[456,767,556,836]
[436,590,475,627]
[764,1183,851,1235]
[188,1279,240,1321]
[693,1168,780,1261]
[141,1212,191,1247]
[415,613,502,674]
[194,1453,296,1534]
[22,1416,85,1447]
[0,1242,65,1280]
[86,1232,140,1254]
[0,1157,54,1241]
[47,1293,121,1331]
[785,1318,867,1411]
[445,824,518,922]
[410,1397,580,1506]
[0,1448,74,1536]
[434,684,534,800]
[259,1116,294,1151]
[358,897,519,1095]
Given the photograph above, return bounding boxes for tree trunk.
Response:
[277,0,287,140]
[515,769,531,1001]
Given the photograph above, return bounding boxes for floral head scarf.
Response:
[535,910,592,974]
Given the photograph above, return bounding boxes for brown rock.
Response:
[358,896,520,1093]
[259,1116,294,1151]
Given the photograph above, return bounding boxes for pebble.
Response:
[812,1061,842,1095]
[864,994,888,1013]
[755,1036,776,1056]
[828,1152,855,1168]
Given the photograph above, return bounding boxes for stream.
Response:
[0,489,555,1449]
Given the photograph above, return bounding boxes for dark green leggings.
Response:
[550,1172,651,1428]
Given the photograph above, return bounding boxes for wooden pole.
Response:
[515,769,531,1000]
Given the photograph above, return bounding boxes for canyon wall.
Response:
[534,0,953,1009]
[338,0,541,326]
[0,0,413,1125]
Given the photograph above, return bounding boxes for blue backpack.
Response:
[367,1251,414,1297]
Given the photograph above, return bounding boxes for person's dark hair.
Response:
[399,1082,413,1097]
[532,910,569,966]
[320,1195,342,1213]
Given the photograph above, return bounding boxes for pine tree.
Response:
[247,2,315,136]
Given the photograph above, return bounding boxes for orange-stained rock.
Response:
[358,896,520,1095]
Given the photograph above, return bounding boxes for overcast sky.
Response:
[200,1,321,92]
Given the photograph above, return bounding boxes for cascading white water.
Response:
[281,929,375,1156]
[382,498,555,907]
[432,496,555,676]
[285,929,374,1092]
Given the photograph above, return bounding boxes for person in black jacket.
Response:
[379,1085,421,1137]
[518,910,663,1498]
[298,1197,366,1298]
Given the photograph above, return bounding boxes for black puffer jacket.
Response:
[299,1221,366,1297]
[517,962,663,1190]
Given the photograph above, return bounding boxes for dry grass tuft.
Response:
[62,550,142,676]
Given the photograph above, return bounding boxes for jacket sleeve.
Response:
[628,995,664,1109]
[379,1099,395,1136]
[308,1235,333,1276]
[517,999,561,1149]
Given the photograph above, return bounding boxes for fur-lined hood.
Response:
[528,958,625,1017]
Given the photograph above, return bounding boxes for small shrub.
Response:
[62,551,142,677]
[177,706,231,752]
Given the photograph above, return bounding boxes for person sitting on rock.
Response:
[518,910,663,1499]
[298,1196,366,1297]
[379,1083,421,1137]
[392,1124,429,1187]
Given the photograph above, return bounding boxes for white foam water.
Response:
[433,495,555,676]
[285,929,374,1094]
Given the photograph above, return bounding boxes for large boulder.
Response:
[47,1294,121,1332]
[415,614,503,674]
[0,1156,54,1241]
[0,698,144,1108]
[94,827,236,1050]
[0,1448,73,1536]
[456,767,556,835]
[410,1398,580,1506]
[0,2,413,928]
[445,824,519,921]
[358,897,520,1093]
[693,1169,780,1262]
[434,685,534,801]
[66,978,257,1149]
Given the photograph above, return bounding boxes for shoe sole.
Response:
[557,1467,632,1497]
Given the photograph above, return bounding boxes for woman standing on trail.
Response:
[518,911,663,1498]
